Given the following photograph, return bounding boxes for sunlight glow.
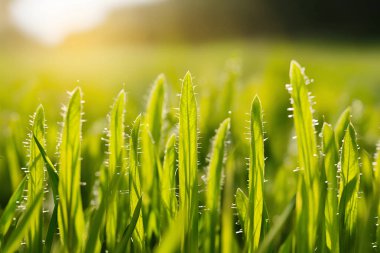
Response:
[9,0,159,46]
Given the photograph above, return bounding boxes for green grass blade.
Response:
[33,135,59,201]
[129,114,143,248]
[257,196,296,253]
[0,177,27,239]
[236,188,248,234]
[2,190,43,253]
[357,149,376,252]
[57,87,85,252]
[84,171,122,253]
[247,96,265,252]
[105,90,126,251]
[221,152,238,253]
[26,105,46,252]
[141,75,165,240]
[44,204,57,253]
[321,123,339,253]
[338,123,360,252]
[334,107,351,148]
[178,71,198,252]
[205,118,230,253]
[360,150,373,199]
[288,60,320,252]
[145,74,165,146]
[155,208,185,253]
[115,197,143,253]
[32,134,59,253]
[161,134,178,219]
[375,142,380,248]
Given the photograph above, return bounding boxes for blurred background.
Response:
[1,0,379,214]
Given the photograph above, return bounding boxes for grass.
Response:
[0,59,379,252]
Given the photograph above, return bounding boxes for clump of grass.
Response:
[0,61,379,253]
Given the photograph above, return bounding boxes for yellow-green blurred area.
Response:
[1,0,380,215]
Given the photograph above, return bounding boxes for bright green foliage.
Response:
[144,74,165,145]
[26,105,46,252]
[128,114,143,250]
[360,150,373,199]
[334,107,351,148]
[257,196,296,253]
[155,209,185,253]
[339,123,360,252]
[247,96,265,253]
[85,170,130,253]
[375,143,380,248]
[3,191,43,253]
[161,134,178,219]
[0,177,27,241]
[31,134,59,253]
[221,153,238,253]
[115,197,142,253]
[141,75,165,242]
[357,149,376,252]
[57,87,85,252]
[104,90,126,251]
[205,118,230,253]
[288,60,320,252]
[1,65,380,253]
[236,188,248,233]
[178,71,198,252]
[321,123,339,253]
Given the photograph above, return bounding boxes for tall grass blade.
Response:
[338,123,360,252]
[26,104,46,252]
[32,134,59,253]
[32,135,59,200]
[287,60,320,252]
[221,152,238,253]
[57,87,85,252]
[178,71,198,252]
[205,118,230,253]
[161,134,178,219]
[129,114,143,249]
[321,123,339,253]
[247,96,265,252]
[357,150,375,252]
[104,90,126,251]
[141,75,165,240]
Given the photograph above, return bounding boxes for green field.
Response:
[0,39,379,252]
